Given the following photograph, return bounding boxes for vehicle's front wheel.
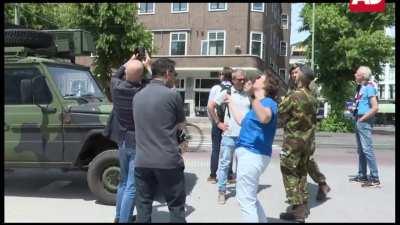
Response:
[87,149,120,205]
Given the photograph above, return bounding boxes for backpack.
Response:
[216,83,232,122]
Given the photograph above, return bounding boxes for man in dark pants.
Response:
[133,58,186,223]
[103,53,151,223]
[206,67,235,184]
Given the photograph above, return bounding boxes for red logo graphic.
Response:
[349,0,385,13]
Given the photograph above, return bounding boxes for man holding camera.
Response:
[103,49,151,223]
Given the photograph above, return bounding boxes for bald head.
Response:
[125,60,144,82]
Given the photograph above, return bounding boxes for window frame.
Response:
[201,40,209,55]
[280,41,288,56]
[171,3,189,13]
[250,31,264,58]
[281,13,288,29]
[169,32,188,56]
[208,3,227,12]
[138,3,155,15]
[207,30,226,56]
[251,3,264,12]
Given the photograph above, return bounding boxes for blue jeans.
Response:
[217,136,237,193]
[355,119,379,179]
[235,147,271,222]
[115,140,136,223]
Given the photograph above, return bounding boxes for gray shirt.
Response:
[133,79,186,169]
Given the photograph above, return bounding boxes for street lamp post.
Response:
[311,3,315,71]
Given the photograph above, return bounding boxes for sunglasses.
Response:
[234,78,246,82]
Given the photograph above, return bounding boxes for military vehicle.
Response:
[4,28,119,205]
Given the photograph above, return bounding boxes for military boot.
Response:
[316,182,331,201]
[279,203,308,223]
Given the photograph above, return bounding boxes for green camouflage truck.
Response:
[4,28,119,205]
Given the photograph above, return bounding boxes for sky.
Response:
[290,3,395,45]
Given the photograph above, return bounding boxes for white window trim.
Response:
[176,78,186,91]
[251,3,264,12]
[207,30,226,56]
[138,3,155,15]
[201,40,208,55]
[193,78,219,92]
[208,3,227,11]
[169,32,188,56]
[280,41,287,56]
[281,14,288,29]
[250,31,263,58]
[171,3,189,13]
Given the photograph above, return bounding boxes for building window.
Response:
[279,68,286,80]
[389,84,395,100]
[138,3,155,14]
[280,41,287,56]
[209,3,227,11]
[250,32,263,58]
[194,78,220,117]
[281,14,288,29]
[251,3,264,12]
[388,64,395,82]
[208,31,225,55]
[175,78,186,102]
[170,32,187,56]
[201,40,208,55]
[378,84,385,100]
[171,3,188,13]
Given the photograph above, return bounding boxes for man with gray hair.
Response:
[209,69,251,204]
[349,66,380,187]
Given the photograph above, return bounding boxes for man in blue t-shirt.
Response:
[349,66,380,187]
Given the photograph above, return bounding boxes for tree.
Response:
[58,3,153,91]
[4,3,63,29]
[299,3,395,117]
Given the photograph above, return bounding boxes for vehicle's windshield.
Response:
[47,66,105,99]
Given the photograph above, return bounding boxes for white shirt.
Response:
[207,81,231,121]
[214,86,251,137]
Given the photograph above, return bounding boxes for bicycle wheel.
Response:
[182,123,205,152]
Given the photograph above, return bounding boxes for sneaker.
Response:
[361,178,381,188]
[218,192,226,204]
[207,176,217,184]
[349,176,368,183]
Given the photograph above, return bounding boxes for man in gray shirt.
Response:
[133,58,186,223]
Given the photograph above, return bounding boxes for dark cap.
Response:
[299,65,314,82]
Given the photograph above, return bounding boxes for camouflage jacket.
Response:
[278,88,317,151]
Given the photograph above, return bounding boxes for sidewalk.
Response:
[186,118,395,151]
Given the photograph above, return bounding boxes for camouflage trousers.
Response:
[280,147,326,205]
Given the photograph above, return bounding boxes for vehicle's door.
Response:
[4,65,64,165]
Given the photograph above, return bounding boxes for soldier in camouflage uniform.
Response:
[287,64,331,202]
[278,65,321,222]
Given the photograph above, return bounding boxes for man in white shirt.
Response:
[207,67,234,184]
[210,69,251,204]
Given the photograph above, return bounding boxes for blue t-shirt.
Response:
[236,97,278,157]
[356,83,377,115]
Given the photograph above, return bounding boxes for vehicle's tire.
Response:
[87,149,120,205]
[4,29,55,49]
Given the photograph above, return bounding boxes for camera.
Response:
[133,47,146,61]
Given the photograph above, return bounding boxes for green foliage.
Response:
[57,3,153,88]
[317,112,355,133]
[299,3,395,114]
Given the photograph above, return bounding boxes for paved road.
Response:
[4,146,395,222]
